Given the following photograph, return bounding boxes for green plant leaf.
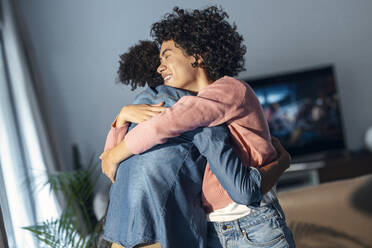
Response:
[24,146,110,248]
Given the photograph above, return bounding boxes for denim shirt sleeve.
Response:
[191,125,263,206]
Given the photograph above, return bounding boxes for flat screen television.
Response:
[244,65,346,161]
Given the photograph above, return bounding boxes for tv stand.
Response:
[277,151,372,191]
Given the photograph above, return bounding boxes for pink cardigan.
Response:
[104,76,276,212]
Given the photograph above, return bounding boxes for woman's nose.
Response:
[157,63,165,74]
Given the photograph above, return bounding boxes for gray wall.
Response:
[16,0,372,171]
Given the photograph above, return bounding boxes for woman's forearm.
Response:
[110,139,134,164]
[103,122,130,152]
[124,94,229,155]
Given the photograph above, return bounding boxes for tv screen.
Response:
[245,65,345,159]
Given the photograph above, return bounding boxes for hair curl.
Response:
[117,40,163,90]
[151,6,246,81]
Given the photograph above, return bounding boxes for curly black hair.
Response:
[151,6,246,81]
[117,40,163,90]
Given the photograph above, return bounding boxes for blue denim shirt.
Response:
[103,85,263,248]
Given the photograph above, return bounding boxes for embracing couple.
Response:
[100,6,295,248]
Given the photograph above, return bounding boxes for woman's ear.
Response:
[195,54,204,63]
[192,54,204,68]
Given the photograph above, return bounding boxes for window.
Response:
[0,0,59,246]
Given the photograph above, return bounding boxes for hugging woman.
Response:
[100,6,295,248]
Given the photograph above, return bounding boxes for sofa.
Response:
[278,173,372,248]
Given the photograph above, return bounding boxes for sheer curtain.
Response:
[0,0,59,247]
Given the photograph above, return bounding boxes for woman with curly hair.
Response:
[101,6,295,248]
[117,40,163,91]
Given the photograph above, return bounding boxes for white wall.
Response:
[16,0,372,171]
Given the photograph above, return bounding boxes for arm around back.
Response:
[191,125,263,206]
[123,77,246,155]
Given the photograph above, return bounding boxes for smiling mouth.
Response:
[164,75,172,81]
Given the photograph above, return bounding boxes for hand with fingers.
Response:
[271,137,291,170]
[100,149,119,183]
[115,102,167,128]
[259,137,292,193]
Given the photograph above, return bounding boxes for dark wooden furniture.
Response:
[319,152,372,183]
[278,151,372,191]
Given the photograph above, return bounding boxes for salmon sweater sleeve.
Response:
[124,76,249,155]
[103,118,130,152]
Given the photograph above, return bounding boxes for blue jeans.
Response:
[206,201,295,248]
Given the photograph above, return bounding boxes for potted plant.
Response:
[24,145,111,248]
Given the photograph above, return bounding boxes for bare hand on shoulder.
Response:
[115,102,167,127]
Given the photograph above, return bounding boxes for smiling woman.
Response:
[102,5,294,248]
[157,40,211,92]
[151,6,246,82]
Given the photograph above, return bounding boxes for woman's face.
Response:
[157,40,199,91]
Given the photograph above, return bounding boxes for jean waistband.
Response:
[207,200,284,231]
